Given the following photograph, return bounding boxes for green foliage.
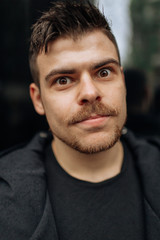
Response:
[130,0,160,73]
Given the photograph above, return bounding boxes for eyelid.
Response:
[96,64,111,72]
[56,76,71,84]
[98,67,111,72]
[51,76,72,85]
[51,76,76,90]
[98,68,111,74]
[97,66,111,73]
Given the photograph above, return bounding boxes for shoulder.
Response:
[122,128,160,216]
[0,131,52,203]
[122,128,160,158]
[121,128,160,187]
[0,132,53,237]
[0,131,52,185]
[0,131,52,160]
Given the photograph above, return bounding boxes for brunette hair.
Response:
[29,0,121,86]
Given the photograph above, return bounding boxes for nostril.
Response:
[81,99,88,104]
[80,96,101,105]
[96,96,101,101]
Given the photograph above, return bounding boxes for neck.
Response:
[52,137,124,183]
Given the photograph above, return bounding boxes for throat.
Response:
[52,138,124,183]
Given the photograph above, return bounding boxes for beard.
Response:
[51,101,126,154]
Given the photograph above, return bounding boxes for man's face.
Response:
[30,30,127,153]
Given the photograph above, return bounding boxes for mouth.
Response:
[76,114,111,128]
[81,114,107,121]
[76,113,109,121]
[67,101,118,126]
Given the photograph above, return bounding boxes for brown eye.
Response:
[57,77,71,85]
[98,69,111,78]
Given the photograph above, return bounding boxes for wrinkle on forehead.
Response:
[36,30,119,83]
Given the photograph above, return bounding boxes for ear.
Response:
[120,67,127,96]
[29,83,45,115]
[120,66,125,82]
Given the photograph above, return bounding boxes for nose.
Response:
[77,72,102,105]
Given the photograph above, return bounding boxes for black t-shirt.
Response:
[45,140,145,240]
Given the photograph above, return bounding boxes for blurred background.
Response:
[0,0,160,151]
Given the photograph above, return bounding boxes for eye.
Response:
[98,68,111,78]
[56,77,71,85]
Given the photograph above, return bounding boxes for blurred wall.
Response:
[1,0,51,150]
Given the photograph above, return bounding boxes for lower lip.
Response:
[77,116,110,128]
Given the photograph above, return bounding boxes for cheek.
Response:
[117,86,127,121]
[106,83,126,108]
[41,92,74,124]
[117,86,127,113]
[108,84,127,123]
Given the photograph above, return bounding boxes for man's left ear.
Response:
[120,67,127,96]
[29,83,45,115]
[120,66,125,82]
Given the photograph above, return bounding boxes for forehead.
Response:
[37,30,119,73]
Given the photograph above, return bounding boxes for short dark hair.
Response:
[29,0,121,86]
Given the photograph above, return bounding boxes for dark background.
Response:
[1,0,52,150]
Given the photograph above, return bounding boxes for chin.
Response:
[60,126,122,154]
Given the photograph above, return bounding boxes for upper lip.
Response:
[77,114,108,123]
[85,114,105,120]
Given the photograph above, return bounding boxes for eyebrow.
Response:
[91,58,120,70]
[45,58,120,82]
[45,69,76,82]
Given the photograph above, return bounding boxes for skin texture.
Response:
[30,30,127,182]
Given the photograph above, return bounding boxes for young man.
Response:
[0,1,160,239]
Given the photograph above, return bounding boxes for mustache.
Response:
[67,102,118,125]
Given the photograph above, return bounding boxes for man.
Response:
[0,1,160,239]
